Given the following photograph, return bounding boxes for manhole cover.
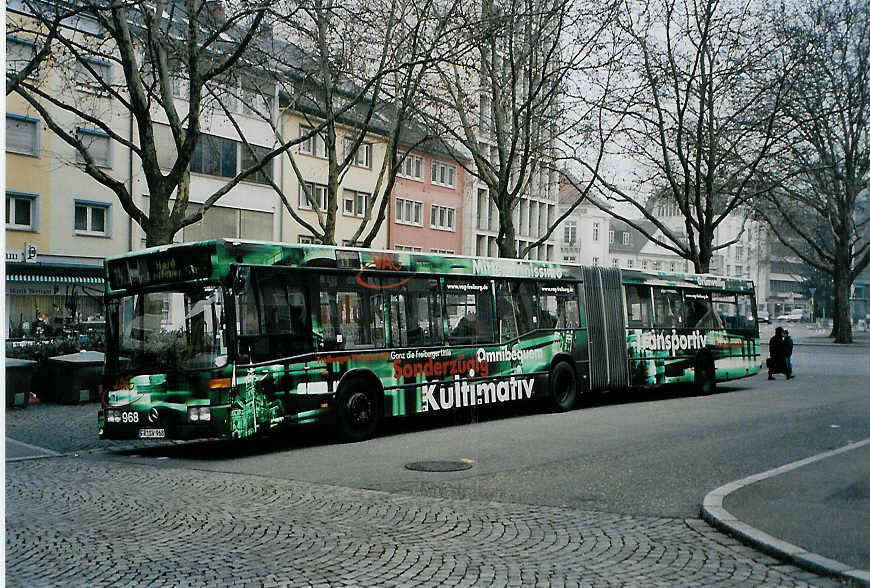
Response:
[404,460,472,472]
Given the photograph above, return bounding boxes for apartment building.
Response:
[281,110,389,249]
[555,179,611,266]
[389,139,464,255]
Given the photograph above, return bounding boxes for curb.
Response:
[701,438,870,587]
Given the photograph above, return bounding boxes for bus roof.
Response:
[104,239,755,294]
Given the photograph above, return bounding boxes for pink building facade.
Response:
[389,149,463,255]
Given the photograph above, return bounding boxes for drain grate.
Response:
[404,460,472,472]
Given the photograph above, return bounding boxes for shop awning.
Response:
[5,262,104,286]
[6,274,103,285]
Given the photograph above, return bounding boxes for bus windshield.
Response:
[110,286,228,373]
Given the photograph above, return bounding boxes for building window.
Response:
[608,230,614,244]
[239,85,274,118]
[75,57,110,95]
[73,200,110,236]
[298,235,322,245]
[642,259,648,270]
[6,192,37,231]
[670,261,676,271]
[75,128,111,168]
[398,153,424,180]
[395,197,423,226]
[622,232,630,245]
[299,182,328,211]
[431,160,456,188]
[627,259,633,268]
[563,220,577,244]
[299,125,326,158]
[612,258,619,267]
[6,114,40,156]
[344,138,372,168]
[592,257,599,266]
[394,244,422,252]
[735,264,743,276]
[431,248,454,255]
[6,36,38,79]
[563,255,576,262]
[240,143,274,185]
[342,189,369,218]
[430,204,456,231]
[593,222,600,242]
[189,133,236,178]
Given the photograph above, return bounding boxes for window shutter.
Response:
[6,117,36,154]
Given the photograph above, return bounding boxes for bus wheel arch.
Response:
[549,357,578,412]
[334,370,383,442]
[694,351,717,396]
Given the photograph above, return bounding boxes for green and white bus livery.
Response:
[99,240,760,442]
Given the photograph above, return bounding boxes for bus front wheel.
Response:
[335,377,380,442]
[549,362,577,412]
[695,354,717,396]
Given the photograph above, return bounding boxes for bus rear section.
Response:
[583,268,762,394]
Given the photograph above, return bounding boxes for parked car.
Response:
[776,310,806,321]
[756,311,770,324]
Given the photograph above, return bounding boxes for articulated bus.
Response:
[99,240,761,442]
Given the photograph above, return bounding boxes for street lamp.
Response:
[808,287,816,323]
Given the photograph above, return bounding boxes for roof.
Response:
[608,219,655,254]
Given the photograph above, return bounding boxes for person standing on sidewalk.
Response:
[783,329,794,379]
[768,327,786,380]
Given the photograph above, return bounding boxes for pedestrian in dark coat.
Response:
[768,327,786,380]
[783,329,794,379]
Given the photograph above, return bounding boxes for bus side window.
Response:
[738,294,758,329]
[496,280,519,342]
[684,291,721,328]
[539,291,558,328]
[236,273,260,337]
[445,280,494,345]
[389,278,442,347]
[712,295,738,329]
[514,281,537,334]
[561,293,580,328]
[653,288,685,328]
[625,285,652,328]
[319,274,385,350]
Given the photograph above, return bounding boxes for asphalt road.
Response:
[91,343,870,520]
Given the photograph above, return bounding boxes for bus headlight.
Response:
[187,406,211,422]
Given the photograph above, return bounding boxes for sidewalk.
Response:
[760,323,870,347]
[703,439,870,586]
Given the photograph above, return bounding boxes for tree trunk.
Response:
[833,267,853,344]
[145,191,176,247]
[496,205,517,258]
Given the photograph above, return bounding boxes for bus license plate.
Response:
[138,428,165,439]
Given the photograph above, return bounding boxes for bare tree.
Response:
[756,0,870,343]
[7,0,296,246]
[422,0,613,259]
[569,0,791,272]
[250,0,464,246]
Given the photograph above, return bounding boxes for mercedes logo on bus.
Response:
[148,408,160,423]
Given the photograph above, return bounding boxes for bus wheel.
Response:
[695,355,717,396]
[335,377,380,442]
[549,362,577,412]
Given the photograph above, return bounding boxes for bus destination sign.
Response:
[107,246,213,290]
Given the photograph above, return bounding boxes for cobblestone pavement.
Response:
[5,403,153,454]
[6,457,845,587]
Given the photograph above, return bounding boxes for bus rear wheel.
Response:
[335,377,380,442]
[695,354,717,396]
[549,362,577,412]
